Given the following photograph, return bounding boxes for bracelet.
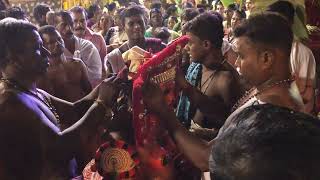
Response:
[95,99,113,118]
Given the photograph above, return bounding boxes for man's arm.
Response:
[142,82,213,171]
[82,40,102,86]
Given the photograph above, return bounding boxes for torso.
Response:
[192,63,242,129]
[38,58,87,102]
[37,57,89,127]
[0,83,72,179]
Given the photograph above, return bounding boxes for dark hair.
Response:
[0,18,37,68]
[233,10,246,19]
[106,2,116,12]
[150,8,162,22]
[181,8,199,21]
[197,8,205,14]
[38,25,57,39]
[227,3,238,11]
[186,12,224,48]
[150,2,162,10]
[214,0,224,10]
[234,12,293,56]
[56,10,73,25]
[267,0,295,24]
[211,104,320,180]
[5,6,27,20]
[70,6,87,19]
[168,16,178,23]
[154,27,170,43]
[121,5,145,25]
[183,2,194,8]
[86,4,100,19]
[33,3,50,24]
[165,4,177,17]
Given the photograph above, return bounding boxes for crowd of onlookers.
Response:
[1,0,320,179]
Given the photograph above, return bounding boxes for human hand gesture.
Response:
[175,69,189,90]
[97,76,120,106]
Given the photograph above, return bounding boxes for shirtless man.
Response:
[176,12,242,140]
[37,25,92,128]
[142,13,303,178]
[0,18,118,179]
[105,5,166,74]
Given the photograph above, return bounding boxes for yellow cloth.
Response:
[122,46,149,73]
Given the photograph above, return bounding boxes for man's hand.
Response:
[175,69,189,90]
[142,81,168,114]
[97,76,120,106]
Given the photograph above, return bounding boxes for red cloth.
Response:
[132,36,189,168]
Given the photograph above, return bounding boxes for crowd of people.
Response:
[0,0,319,179]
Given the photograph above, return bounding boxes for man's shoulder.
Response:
[292,41,315,57]
[77,36,96,49]
[0,90,37,120]
[65,57,85,68]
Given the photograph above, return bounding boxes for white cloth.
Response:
[104,48,126,73]
[221,39,231,56]
[64,36,102,85]
[290,41,316,86]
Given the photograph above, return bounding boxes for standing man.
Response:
[56,11,102,87]
[142,12,303,177]
[176,12,242,140]
[33,3,51,27]
[37,25,92,128]
[70,6,107,64]
[0,18,118,179]
[105,5,166,74]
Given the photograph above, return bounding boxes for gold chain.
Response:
[0,78,61,127]
[231,78,293,112]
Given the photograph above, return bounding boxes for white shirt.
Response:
[290,41,316,86]
[64,36,102,86]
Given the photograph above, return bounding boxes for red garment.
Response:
[132,36,189,168]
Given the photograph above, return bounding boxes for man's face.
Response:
[41,31,65,58]
[231,13,243,30]
[56,16,74,40]
[186,32,207,62]
[150,11,163,27]
[234,37,262,86]
[124,15,146,41]
[71,11,87,37]
[15,30,50,75]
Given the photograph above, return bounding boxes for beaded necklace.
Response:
[1,78,61,126]
[231,78,293,112]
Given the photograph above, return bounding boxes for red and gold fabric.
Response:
[132,36,189,169]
